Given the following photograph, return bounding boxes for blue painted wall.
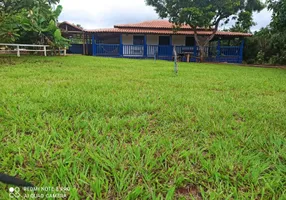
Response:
[68,44,83,54]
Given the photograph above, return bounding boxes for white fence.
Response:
[0,43,66,57]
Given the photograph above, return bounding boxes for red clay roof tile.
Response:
[85,27,252,37]
[114,20,197,29]
[83,20,251,37]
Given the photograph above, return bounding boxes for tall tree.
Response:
[145,0,264,61]
[268,0,286,32]
[229,11,256,33]
[267,0,286,64]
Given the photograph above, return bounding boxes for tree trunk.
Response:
[173,46,178,74]
[198,45,206,62]
[194,35,213,62]
[193,24,219,62]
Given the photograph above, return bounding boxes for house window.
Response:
[186,37,195,46]
[133,36,144,45]
[159,36,170,45]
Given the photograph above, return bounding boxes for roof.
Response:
[59,21,83,32]
[114,20,206,30]
[85,28,252,37]
[84,20,252,37]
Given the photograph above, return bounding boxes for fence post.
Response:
[17,45,20,57]
[44,46,47,56]
[64,47,66,56]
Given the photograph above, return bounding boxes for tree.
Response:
[0,0,68,48]
[21,1,68,46]
[145,0,264,61]
[240,0,286,65]
[229,11,256,33]
[76,24,83,29]
[0,0,34,42]
[267,0,286,64]
[268,0,286,32]
[0,0,34,14]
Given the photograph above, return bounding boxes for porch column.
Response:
[144,35,147,57]
[85,34,89,55]
[239,39,245,63]
[120,34,123,57]
[216,38,221,61]
[92,34,96,56]
[82,33,86,55]
[169,35,173,59]
[194,39,197,60]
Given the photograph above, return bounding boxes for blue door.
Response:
[158,36,170,57]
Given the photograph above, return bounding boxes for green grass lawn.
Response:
[0,56,285,199]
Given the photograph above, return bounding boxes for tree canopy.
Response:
[146,0,264,60]
[0,0,68,48]
[243,0,286,65]
[268,0,286,32]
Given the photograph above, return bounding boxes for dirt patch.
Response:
[176,184,203,200]
[233,113,245,123]
[202,61,286,69]
[0,57,16,66]
[239,64,286,69]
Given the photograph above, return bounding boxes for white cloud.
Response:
[58,0,158,29]
[58,0,271,31]
[252,9,272,31]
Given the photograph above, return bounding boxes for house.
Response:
[59,20,252,63]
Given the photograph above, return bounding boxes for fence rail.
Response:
[0,43,66,57]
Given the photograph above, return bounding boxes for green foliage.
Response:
[230,11,256,33]
[0,0,33,42]
[0,14,21,42]
[256,50,265,64]
[53,29,70,47]
[268,0,286,32]
[0,0,68,48]
[145,0,264,29]
[243,0,286,65]
[244,30,286,65]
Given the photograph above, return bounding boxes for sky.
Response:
[58,0,272,32]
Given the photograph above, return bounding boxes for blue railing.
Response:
[147,45,172,57]
[91,44,242,63]
[175,46,195,54]
[218,46,241,63]
[123,45,144,56]
[96,44,120,56]
[220,46,240,56]
[147,45,158,57]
